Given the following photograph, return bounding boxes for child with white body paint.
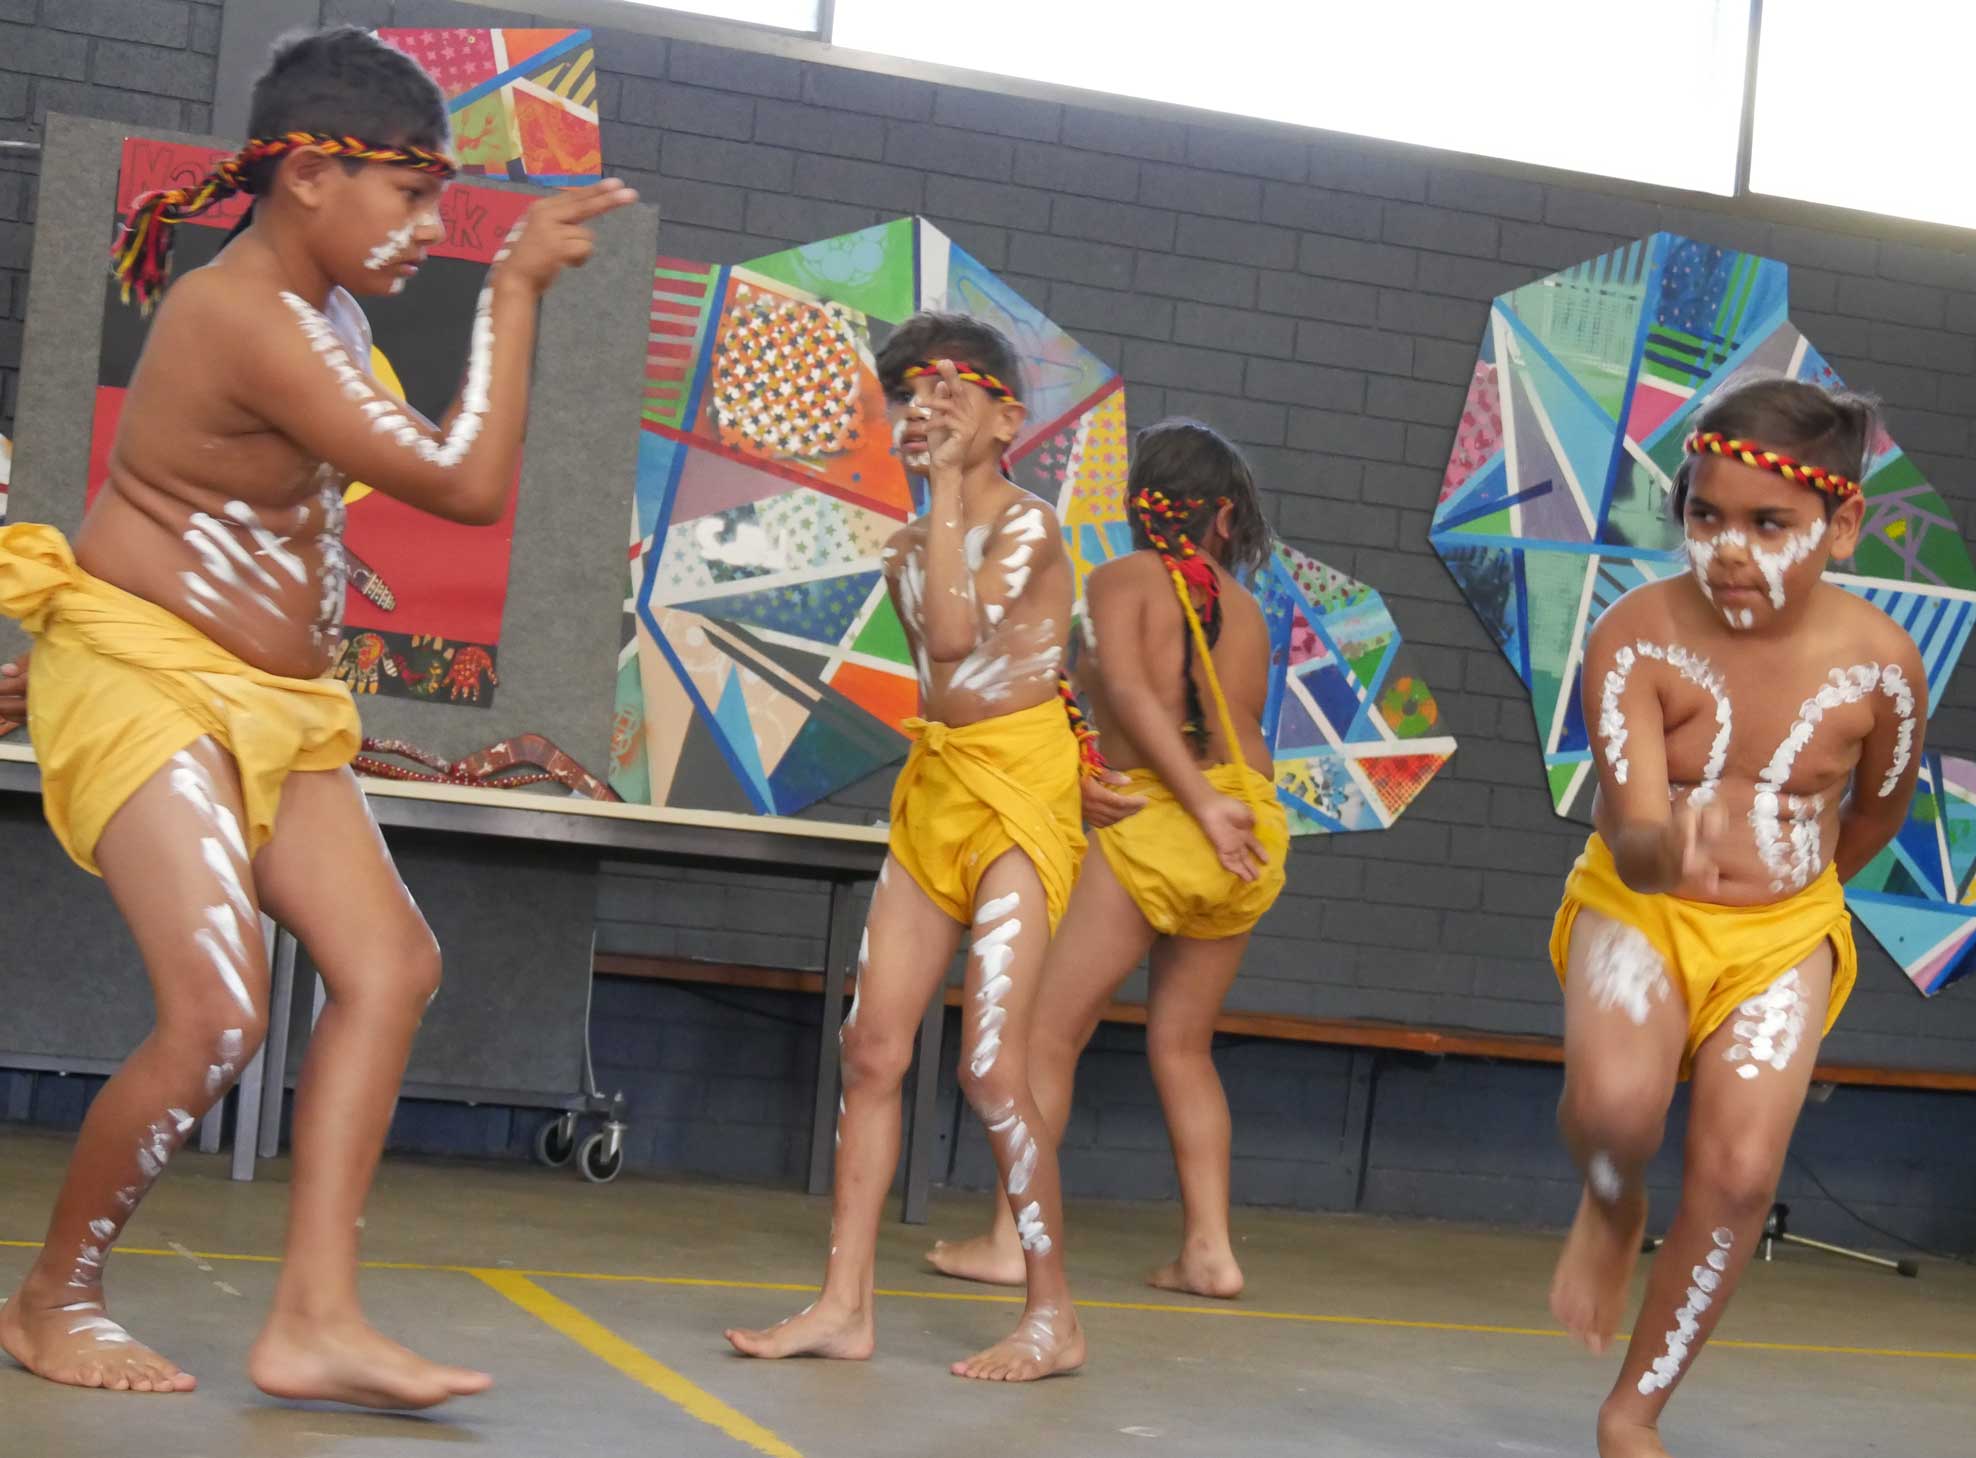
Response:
[724,314,1088,1381]
[0,28,633,1406]
[929,420,1286,1303]
[1548,378,1924,1458]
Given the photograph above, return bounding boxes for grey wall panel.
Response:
[8,113,658,783]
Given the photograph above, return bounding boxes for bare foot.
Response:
[951,1303,1084,1382]
[248,1311,491,1409]
[1147,1240,1245,1300]
[926,1232,1026,1287]
[724,1300,873,1361]
[1550,1186,1648,1355]
[1597,1404,1672,1457]
[0,1290,197,1393]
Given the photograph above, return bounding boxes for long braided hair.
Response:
[1126,420,1269,756]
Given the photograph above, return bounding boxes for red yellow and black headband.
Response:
[1683,431,1861,501]
[109,130,459,312]
[899,358,1018,404]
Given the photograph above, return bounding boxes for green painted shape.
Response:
[743,218,917,323]
[1448,506,1513,537]
[1347,641,1389,690]
[1523,549,1591,751]
[851,597,911,665]
[1547,760,1582,808]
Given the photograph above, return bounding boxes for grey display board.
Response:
[282,831,602,1103]
[0,798,151,1068]
[0,792,596,1105]
[5,113,658,779]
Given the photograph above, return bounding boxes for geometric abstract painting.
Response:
[1430,231,1976,823]
[92,138,534,708]
[1065,489,1457,835]
[1254,545,1458,833]
[613,218,1128,814]
[1849,753,1976,996]
[379,28,602,186]
[613,218,1456,827]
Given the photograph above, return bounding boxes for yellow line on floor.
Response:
[6,1238,1973,1362]
[471,1270,803,1458]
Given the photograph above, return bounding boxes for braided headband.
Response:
[899,358,1017,404]
[1683,431,1861,501]
[110,131,459,312]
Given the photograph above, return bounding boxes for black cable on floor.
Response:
[1785,1148,1973,1266]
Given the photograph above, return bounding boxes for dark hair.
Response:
[242,27,450,194]
[1672,376,1879,519]
[1126,418,1270,578]
[1126,418,1270,755]
[873,312,1025,403]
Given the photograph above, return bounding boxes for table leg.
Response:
[227,916,280,1181]
[806,878,858,1196]
[899,985,943,1225]
[256,927,299,1161]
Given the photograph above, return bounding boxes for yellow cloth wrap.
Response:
[1096,762,1288,938]
[888,696,1086,931]
[0,522,362,876]
[1549,832,1857,1077]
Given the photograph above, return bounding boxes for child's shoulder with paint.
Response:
[1807,579,1928,689]
[1086,549,1169,594]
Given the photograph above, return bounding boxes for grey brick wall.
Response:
[0,0,222,428]
[3,3,1975,1239]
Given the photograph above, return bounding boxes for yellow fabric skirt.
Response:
[1549,832,1856,1075]
[0,523,361,875]
[1095,762,1288,939]
[887,696,1085,932]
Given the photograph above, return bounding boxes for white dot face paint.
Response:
[1750,517,1825,611]
[1639,1227,1733,1395]
[1724,969,1806,1081]
[1752,664,1880,890]
[363,218,418,273]
[963,524,990,573]
[1583,917,1672,1027]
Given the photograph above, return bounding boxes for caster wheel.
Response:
[534,1115,578,1168]
[579,1130,624,1184]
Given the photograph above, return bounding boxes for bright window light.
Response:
[832,1,1752,194]
[1751,1,1975,229]
[618,1,822,32]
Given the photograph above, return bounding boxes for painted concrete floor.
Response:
[0,1128,1970,1457]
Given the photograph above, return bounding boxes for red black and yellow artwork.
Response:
[91,137,530,707]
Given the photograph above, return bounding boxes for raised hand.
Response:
[925,358,987,476]
[492,179,639,296]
